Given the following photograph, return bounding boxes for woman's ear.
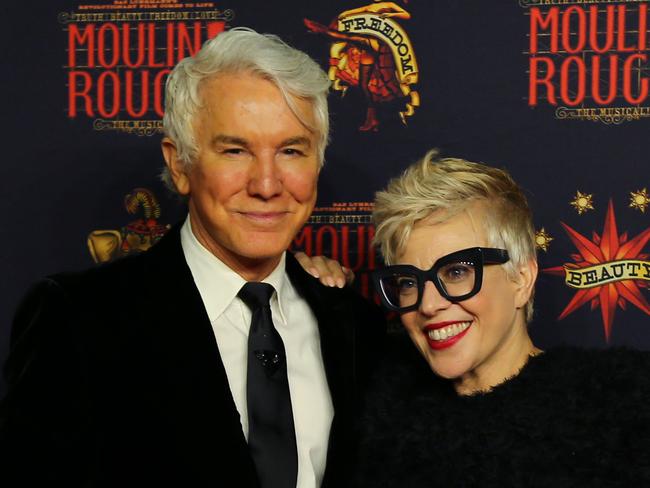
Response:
[513,258,538,309]
[161,137,191,195]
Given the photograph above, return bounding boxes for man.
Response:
[0,28,383,487]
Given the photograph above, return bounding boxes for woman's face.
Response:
[397,205,535,393]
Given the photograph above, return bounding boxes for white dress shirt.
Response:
[180,216,334,488]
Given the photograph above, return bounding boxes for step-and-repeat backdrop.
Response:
[3,0,650,396]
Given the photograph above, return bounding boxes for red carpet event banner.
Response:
[2,0,649,397]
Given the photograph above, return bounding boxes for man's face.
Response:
[163,72,320,279]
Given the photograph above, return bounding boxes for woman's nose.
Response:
[418,280,452,316]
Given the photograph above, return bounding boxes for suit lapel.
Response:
[143,236,354,418]
[138,226,254,477]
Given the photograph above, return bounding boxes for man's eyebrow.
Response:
[209,135,312,149]
[281,136,312,148]
[210,134,249,147]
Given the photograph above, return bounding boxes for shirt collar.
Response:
[180,215,290,324]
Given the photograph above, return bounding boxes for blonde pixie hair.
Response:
[373,149,537,322]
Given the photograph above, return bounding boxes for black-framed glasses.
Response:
[372,247,509,313]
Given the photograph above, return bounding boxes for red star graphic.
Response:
[543,200,650,341]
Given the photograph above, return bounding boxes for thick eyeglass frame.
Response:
[372,247,510,313]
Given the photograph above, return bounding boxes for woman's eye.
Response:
[441,264,473,282]
[397,277,417,292]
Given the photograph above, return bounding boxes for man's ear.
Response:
[513,258,538,309]
[161,137,191,195]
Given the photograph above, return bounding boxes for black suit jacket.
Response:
[0,226,384,487]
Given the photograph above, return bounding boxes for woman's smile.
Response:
[424,320,473,349]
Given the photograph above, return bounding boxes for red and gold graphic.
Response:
[88,188,171,263]
[535,227,554,251]
[305,1,419,132]
[630,188,650,212]
[570,190,595,214]
[544,200,650,341]
[523,1,650,123]
[62,0,232,135]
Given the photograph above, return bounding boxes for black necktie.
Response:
[238,282,298,488]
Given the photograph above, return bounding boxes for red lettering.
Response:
[68,71,94,117]
[530,5,647,55]
[177,22,203,61]
[97,23,120,68]
[617,5,636,52]
[206,21,226,40]
[623,54,649,104]
[122,23,146,68]
[292,226,313,256]
[529,54,650,107]
[529,57,557,106]
[639,5,648,51]
[97,71,120,118]
[316,226,338,260]
[166,22,175,67]
[154,69,170,117]
[591,55,618,105]
[560,56,585,106]
[589,6,614,54]
[147,23,164,67]
[66,20,230,120]
[68,24,95,68]
[125,70,149,117]
[530,7,559,54]
[562,7,586,53]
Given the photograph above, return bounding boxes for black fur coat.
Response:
[355,335,650,487]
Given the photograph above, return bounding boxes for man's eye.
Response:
[281,148,304,156]
[223,148,245,155]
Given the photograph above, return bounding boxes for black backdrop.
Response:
[3,0,650,398]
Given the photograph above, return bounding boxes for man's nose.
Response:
[248,152,283,199]
[419,280,452,316]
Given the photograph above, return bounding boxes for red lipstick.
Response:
[423,321,472,350]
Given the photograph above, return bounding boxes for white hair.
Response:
[161,27,330,191]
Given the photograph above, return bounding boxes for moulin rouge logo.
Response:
[61,1,231,135]
[523,1,650,124]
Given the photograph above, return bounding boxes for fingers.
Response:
[343,266,356,285]
[294,251,320,279]
[293,252,352,288]
[320,256,349,288]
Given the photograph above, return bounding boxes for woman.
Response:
[354,150,650,487]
